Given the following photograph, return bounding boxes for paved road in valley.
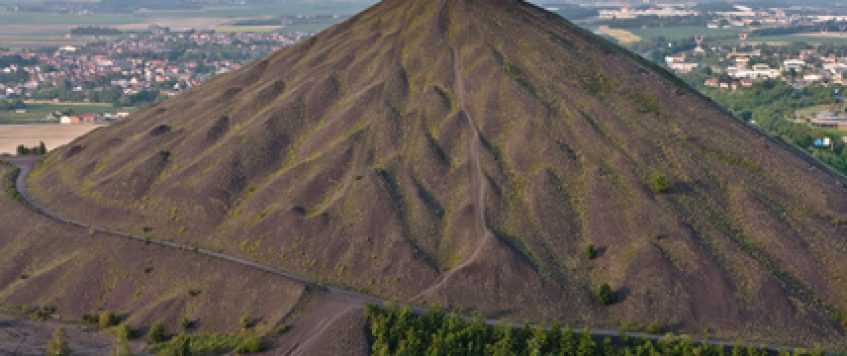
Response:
[2,155,825,354]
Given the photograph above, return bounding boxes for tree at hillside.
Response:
[596,283,616,305]
[111,323,131,356]
[147,322,166,343]
[46,327,70,356]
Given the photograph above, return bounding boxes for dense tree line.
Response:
[596,16,708,29]
[30,80,159,107]
[69,26,123,36]
[0,99,25,111]
[365,305,828,356]
[0,55,37,68]
[753,22,847,37]
[17,142,47,156]
[550,5,600,21]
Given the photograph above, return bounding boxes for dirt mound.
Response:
[24,0,847,347]
[0,164,308,340]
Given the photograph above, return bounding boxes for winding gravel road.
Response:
[3,155,819,354]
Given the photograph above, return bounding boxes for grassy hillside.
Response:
[21,0,847,347]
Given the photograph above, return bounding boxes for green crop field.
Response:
[628,25,742,42]
[746,34,847,46]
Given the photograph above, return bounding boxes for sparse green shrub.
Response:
[4,167,22,201]
[46,327,70,356]
[115,323,130,340]
[234,334,263,353]
[148,333,263,354]
[179,317,192,331]
[82,313,99,324]
[584,244,598,259]
[168,334,191,356]
[648,171,671,194]
[272,323,290,335]
[112,324,131,356]
[645,319,664,334]
[34,305,56,321]
[239,315,251,330]
[596,283,615,305]
[99,311,117,329]
[147,321,166,343]
[577,326,596,354]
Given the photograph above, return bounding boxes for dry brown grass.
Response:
[597,26,642,44]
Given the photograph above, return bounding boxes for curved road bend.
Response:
[3,156,826,354]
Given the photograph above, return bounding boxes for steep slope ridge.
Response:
[27,0,847,345]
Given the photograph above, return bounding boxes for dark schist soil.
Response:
[0,314,146,355]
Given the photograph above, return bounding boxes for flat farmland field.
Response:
[629,25,742,41]
[0,124,102,154]
[0,102,117,124]
[596,26,641,44]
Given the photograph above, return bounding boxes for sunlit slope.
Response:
[28,0,847,346]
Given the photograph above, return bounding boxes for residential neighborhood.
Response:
[0,27,308,106]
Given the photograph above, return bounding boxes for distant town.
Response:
[0,26,308,124]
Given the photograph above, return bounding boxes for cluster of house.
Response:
[598,5,697,20]
[53,110,130,125]
[0,27,306,100]
[708,5,793,28]
[664,53,700,74]
[597,4,845,27]
[665,45,847,90]
[792,98,847,132]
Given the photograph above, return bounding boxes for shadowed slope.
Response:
[26,0,847,346]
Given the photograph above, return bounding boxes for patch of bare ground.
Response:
[0,314,146,355]
[268,292,369,355]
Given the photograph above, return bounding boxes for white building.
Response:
[599,6,698,20]
[782,59,806,72]
[727,63,781,80]
[668,62,699,73]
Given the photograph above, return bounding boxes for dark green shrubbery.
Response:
[596,283,616,305]
[148,332,263,355]
[46,327,70,356]
[366,304,789,356]
[147,321,166,343]
[649,171,671,194]
[112,324,132,356]
[4,167,22,201]
[585,244,598,259]
[99,311,117,329]
[16,141,46,155]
